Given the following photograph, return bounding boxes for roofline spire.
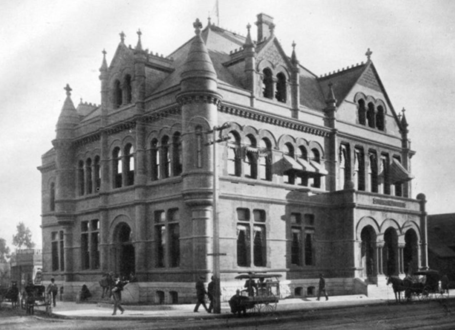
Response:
[366,48,373,62]
[193,18,203,35]
[326,82,337,105]
[136,29,143,51]
[100,49,108,72]
[291,41,298,66]
[244,23,254,48]
[120,31,125,44]
[64,84,72,97]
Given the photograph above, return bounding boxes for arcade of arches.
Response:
[358,222,420,280]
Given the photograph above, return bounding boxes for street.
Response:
[1,299,454,330]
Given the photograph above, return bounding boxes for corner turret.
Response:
[56,84,79,140]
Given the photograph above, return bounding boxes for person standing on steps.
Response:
[317,273,329,301]
[111,275,129,315]
[194,275,209,313]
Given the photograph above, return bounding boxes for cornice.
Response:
[219,104,330,137]
[176,92,222,106]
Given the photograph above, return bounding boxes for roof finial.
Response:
[291,41,298,65]
[366,48,373,62]
[244,23,253,47]
[64,84,72,97]
[327,82,337,105]
[208,15,211,26]
[193,18,203,35]
[100,49,108,72]
[120,31,125,44]
[401,107,408,128]
[135,29,143,51]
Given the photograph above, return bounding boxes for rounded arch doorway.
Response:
[383,228,398,276]
[114,223,135,278]
[404,229,418,275]
[360,226,377,279]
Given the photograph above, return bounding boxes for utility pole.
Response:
[207,123,229,314]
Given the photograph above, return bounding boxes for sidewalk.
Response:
[47,294,387,320]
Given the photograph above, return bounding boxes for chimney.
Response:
[255,13,274,42]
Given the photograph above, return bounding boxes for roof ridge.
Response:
[319,62,365,79]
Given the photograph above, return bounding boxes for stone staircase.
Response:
[366,277,393,299]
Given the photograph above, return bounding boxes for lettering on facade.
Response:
[373,198,406,208]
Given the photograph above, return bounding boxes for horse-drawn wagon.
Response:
[21,284,52,315]
[230,273,281,316]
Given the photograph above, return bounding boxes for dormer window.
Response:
[262,68,274,99]
[275,72,287,103]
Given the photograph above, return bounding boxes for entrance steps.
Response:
[356,277,393,300]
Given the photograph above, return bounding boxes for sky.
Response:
[1,0,454,250]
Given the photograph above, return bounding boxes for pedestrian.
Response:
[441,274,449,294]
[244,274,257,297]
[317,273,328,301]
[111,275,129,315]
[207,276,215,313]
[60,286,64,301]
[47,278,58,307]
[194,275,209,313]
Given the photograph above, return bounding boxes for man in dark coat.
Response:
[111,275,128,315]
[194,276,209,313]
[229,290,248,317]
[207,276,215,313]
[317,273,328,301]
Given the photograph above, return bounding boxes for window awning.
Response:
[310,160,328,175]
[389,158,414,183]
[296,158,317,173]
[282,155,303,171]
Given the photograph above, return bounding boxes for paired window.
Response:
[81,220,100,270]
[236,208,266,267]
[112,144,135,188]
[283,143,325,188]
[262,68,287,103]
[112,75,132,109]
[78,156,101,196]
[290,213,315,266]
[51,231,65,271]
[154,209,180,268]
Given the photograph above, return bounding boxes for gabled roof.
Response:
[318,63,367,107]
[428,213,455,258]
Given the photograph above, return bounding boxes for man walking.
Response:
[47,278,58,307]
[112,275,128,315]
[207,276,215,313]
[317,273,328,301]
[194,275,209,313]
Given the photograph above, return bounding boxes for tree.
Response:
[12,222,35,249]
[0,238,10,260]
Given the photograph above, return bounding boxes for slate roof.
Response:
[428,213,455,258]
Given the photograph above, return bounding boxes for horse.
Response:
[387,276,411,302]
[99,273,115,298]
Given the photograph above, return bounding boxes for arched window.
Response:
[227,132,241,176]
[310,149,321,188]
[237,227,249,267]
[94,156,101,192]
[367,102,375,128]
[78,160,85,195]
[151,139,159,180]
[50,182,55,211]
[124,75,132,104]
[161,136,170,178]
[113,80,122,109]
[172,132,182,176]
[369,152,378,193]
[394,156,403,197]
[244,135,257,179]
[340,144,351,190]
[297,146,308,186]
[86,158,93,194]
[253,226,266,266]
[284,143,295,184]
[125,144,134,186]
[354,148,365,191]
[380,154,390,195]
[262,68,274,99]
[376,106,385,131]
[113,147,122,188]
[358,99,366,125]
[196,126,203,168]
[259,138,272,181]
[275,72,287,103]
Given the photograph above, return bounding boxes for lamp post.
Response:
[207,123,230,314]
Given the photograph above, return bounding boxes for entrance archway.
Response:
[404,229,418,275]
[383,228,398,276]
[114,223,135,278]
[360,226,377,278]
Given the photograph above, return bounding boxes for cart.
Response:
[22,284,52,315]
[233,273,282,315]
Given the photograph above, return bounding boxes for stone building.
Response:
[39,13,428,303]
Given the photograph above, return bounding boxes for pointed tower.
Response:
[243,23,256,104]
[290,42,300,119]
[400,108,411,198]
[176,18,222,275]
[99,50,109,126]
[56,84,79,140]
